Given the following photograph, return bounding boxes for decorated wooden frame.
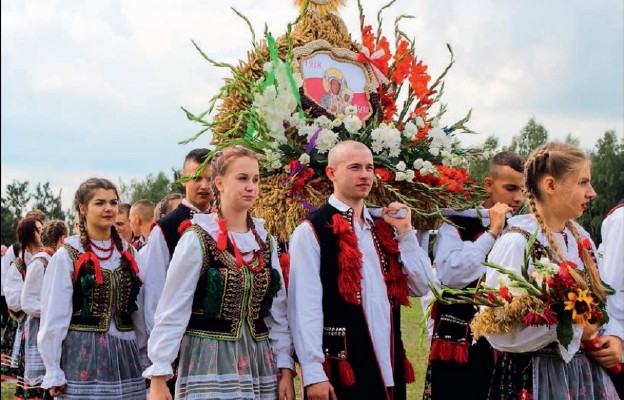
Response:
[294,40,382,123]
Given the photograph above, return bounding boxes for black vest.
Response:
[307,204,406,400]
[447,215,488,243]
[156,204,193,258]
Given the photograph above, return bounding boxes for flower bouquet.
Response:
[430,231,610,350]
[182,0,491,241]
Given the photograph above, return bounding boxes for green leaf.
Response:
[556,311,573,350]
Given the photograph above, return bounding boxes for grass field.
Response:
[1,301,430,399]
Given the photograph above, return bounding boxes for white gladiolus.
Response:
[344,115,362,134]
[396,161,407,171]
[299,153,310,165]
[413,158,424,170]
[415,115,425,129]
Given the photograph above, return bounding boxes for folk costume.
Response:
[38,236,146,400]
[423,209,497,400]
[485,215,623,400]
[288,195,434,400]
[21,250,53,390]
[5,252,45,399]
[143,214,294,400]
[598,202,624,396]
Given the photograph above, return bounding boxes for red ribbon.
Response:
[357,47,390,86]
[217,219,228,251]
[121,250,143,284]
[74,252,103,284]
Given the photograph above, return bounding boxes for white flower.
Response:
[442,158,451,166]
[298,124,316,138]
[343,115,362,134]
[403,121,418,138]
[419,167,431,176]
[395,161,407,171]
[332,115,344,127]
[498,275,529,297]
[299,153,310,165]
[405,169,415,182]
[314,116,333,129]
[451,157,460,167]
[345,105,358,116]
[388,146,401,158]
[371,141,384,154]
[413,158,424,170]
[422,161,433,170]
[429,147,440,157]
[415,116,425,129]
[315,129,338,154]
[395,171,407,182]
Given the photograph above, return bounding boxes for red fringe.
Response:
[332,214,363,305]
[74,252,104,284]
[404,355,416,384]
[374,219,410,306]
[322,359,332,381]
[216,218,228,251]
[177,219,192,235]
[121,250,143,284]
[279,253,290,291]
[429,340,469,364]
[338,359,356,387]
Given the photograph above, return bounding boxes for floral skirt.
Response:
[57,330,146,400]
[24,316,45,386]
[176,325,278,400]
[1,318,23,377]
[488,351,620,400]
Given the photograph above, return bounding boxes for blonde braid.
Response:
[565,221,607,302]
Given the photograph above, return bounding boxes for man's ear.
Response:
[483,176,493,194]
[326,165,335,182]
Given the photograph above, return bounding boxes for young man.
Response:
[115,203,134,243]
[129,199,155,251]
[288,140,434,400]
[423,151,524,400]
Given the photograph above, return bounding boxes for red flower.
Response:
[499,286,512,302]
[375,167,392,183]
[523,307,558,327]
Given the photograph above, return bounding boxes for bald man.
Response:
[288,141,434,400]
[129,199,155,250]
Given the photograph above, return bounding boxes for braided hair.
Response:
[524,142,607,301]
[40,220,69,251]
[211,146,266,251]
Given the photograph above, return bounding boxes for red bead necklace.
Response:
[89,239,114,261]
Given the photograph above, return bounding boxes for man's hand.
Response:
[48,385,67,397]
[306,381,338,400]
[488,202,512,236]
[382,202,412,235]
[587,335,623,368]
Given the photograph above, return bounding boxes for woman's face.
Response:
[330,79,341,94]
[550,160,596,220]
[215,156,259,213]
[80,189,119,233]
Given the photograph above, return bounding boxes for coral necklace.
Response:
[90,239,114,261]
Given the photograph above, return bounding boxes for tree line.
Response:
[2,119,622,245]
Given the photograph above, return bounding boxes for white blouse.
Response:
[21,251,52,317]
[4,250,34,312]
[143,214,294,379]
[38,235,147,388]
[288,195,435,387]
[486,215,624,363]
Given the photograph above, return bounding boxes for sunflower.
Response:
[564,289,597,325]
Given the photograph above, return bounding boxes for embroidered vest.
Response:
[65,245,141,333]
[307,204,408,400]
[156,204,193,258]
[184,225,281,341]
[8,257,27,323]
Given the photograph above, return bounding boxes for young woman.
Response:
[38,178,146,399]
[144,146,295,400]
[485,142,622,399]
[21,220,68,393]
[3,218,44,398]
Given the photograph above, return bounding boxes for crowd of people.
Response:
[0,141,622,400]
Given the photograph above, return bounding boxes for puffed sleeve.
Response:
[263,236,294,370]
[143,230,203,380]
[4,262,25,312]
[485,232,582,362]
[21,259,45,317]
[38,247,74,388]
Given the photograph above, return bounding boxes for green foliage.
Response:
[119,170,184,205]
[1,180,65,244]
[577,130,624,242]
[506,118,549,159]
[468,135,499,184]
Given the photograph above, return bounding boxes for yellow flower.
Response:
[564,289,597,325]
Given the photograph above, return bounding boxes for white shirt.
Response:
[598,206,624,361]
[38,236,147,388]
[139,199,203,334]
[486,215,624,363]
[1,244,18,296]
[288,195,434,387]
[143,214,294,379]
[21,251,52,317]
[4,250,34,312]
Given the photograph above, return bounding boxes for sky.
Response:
[2,0,623,211]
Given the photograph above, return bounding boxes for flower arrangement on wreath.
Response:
[430,231,613,351]
[182,0,493,241]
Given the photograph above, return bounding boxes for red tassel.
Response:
[338,359,356,387]
[74,252,103,284]
[453,343,469,364]
[404,356,415,384]
[216,219,228,251]
[322,359,332,381]
[177,219,192,235]
[279,253,290,291]
[332,214,351,234]
[332,214,363,305]
[121,250,143,284]
[429,340,453,361]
